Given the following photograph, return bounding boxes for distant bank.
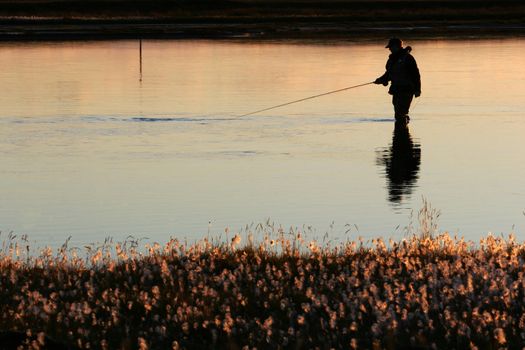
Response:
[0,0,524,39]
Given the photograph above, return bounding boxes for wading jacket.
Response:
[377,47,421,96]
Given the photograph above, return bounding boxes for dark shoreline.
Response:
[0,0,524,40]
[2,21,524,41]
[0,22,525,41]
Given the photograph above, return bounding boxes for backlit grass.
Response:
[1,226,525,349]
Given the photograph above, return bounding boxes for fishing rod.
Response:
[237,81,374,118]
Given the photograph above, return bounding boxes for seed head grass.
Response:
[1,226,525,349]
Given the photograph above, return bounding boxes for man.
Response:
[375,38,421,123]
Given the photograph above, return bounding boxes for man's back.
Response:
[386,46,420,95]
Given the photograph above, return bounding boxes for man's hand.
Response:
[374,78,388,86]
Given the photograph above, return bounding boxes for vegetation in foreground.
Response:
[1,226,525,349]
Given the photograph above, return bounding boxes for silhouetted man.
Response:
[375,38,421,123]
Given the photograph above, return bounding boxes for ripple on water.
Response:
[129,117,237,123]
[322,117,395,124]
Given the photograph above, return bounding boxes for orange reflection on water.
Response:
[0,39,524,246]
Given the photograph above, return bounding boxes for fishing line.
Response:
[236,82,374,118]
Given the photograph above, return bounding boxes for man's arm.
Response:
[374,72,389,86]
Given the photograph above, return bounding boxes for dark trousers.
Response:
[392,93,414,120]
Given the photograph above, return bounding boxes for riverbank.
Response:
[1,232,524,349]
[0,0,524,39]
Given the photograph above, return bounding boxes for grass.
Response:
[1,218,525,349]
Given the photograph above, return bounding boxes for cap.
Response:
[385,38,403,48]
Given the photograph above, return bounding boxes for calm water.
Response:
[1,39,524,247]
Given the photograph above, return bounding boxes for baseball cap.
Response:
[386,38,403,48]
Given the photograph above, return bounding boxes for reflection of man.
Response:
[376,123,421,204]
[375,38,421,123]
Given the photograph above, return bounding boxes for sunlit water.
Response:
[1,39,524,248]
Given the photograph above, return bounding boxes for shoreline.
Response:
[1,21,525,41]
[0,0,524,40]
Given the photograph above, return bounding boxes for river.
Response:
[1,38,524,248]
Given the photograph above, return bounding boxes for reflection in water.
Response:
[376,122,421,204]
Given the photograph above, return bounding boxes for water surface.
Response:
[1,39,524,247]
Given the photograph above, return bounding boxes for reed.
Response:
[1,226,524,349]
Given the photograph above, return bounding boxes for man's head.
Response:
[386,38,403,53]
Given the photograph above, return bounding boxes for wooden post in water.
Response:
[139,39,143,82]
